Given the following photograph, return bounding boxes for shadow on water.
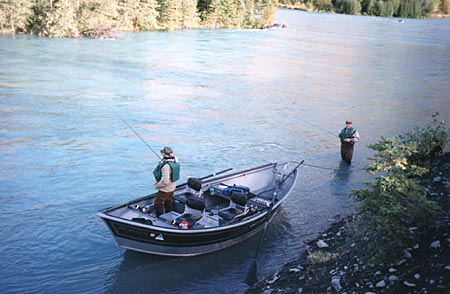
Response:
[106,210,291,294]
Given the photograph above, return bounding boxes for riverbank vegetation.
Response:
[0,0,277,37]
[352,112,448,263]
[279,0,450,18]
[248,113,450,293]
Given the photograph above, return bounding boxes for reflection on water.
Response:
[332,161,354,196]
[1,8,450,294]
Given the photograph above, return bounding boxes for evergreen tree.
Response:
[117,0,159,31]
[158,0,183,31]
[78,0,118,37]
[42,0,78,37]
[335,0,362,14]
[0,0,32,33]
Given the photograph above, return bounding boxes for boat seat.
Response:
[187,177,202,192]
[187,177,203,197]
[173,196,206,228]
[186,196,205,211]
[218,191,248,221]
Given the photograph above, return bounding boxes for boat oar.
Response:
[245,160,304,286]
[245,182,279,286]
[199,168,233,181]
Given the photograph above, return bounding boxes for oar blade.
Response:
[245,260,258,286]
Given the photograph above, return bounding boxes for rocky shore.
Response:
[247,154,450,294]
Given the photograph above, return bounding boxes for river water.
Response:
[1,9,449,294]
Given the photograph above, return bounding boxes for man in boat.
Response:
[339,120,360,164]
[153,147,180,217]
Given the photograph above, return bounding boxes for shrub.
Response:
[403,112,449,166]
[352,114,448,263]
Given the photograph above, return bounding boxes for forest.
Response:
[279,0,450,18]
[1,0,449,38]
[0,0,278,38]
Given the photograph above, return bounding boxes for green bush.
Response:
[403,112,449,166]
[352,114,448,263]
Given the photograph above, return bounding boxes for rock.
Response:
[267,274,279,284]
[297,287,303,293]
[289,267,301,273]
[388,275,399,282]
[404,249,412,258]
[388,267,397,273]
[397,259,407,266]
[433,176,442,182]
[430,240,440,249]
[414,273,420,279]
[445,265,450,271]
[331,278,342,292]
[404,281,416,287]
[317,240,329,248]
[413,243,419,249]
[376,280,386,288]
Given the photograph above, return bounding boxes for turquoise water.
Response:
[1,9,449,294]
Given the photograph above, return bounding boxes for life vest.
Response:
[339,127,356,144]
[153,160,180,182]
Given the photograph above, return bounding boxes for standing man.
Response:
[153,147,180,217]
[339,120,360,164]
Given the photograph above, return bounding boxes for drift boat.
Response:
[98,161,302,256]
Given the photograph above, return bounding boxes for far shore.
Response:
[277,4,450,19]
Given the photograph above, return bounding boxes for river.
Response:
[1,8,449,294]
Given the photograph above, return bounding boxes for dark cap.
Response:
[345,120,352,124]
[160,146,173,156]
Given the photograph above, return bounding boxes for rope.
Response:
[302,163,339,171]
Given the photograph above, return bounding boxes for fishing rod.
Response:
[106,104,161,160]
[299,118,338,138]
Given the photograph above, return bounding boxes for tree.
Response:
[181,0,200,28]
[117,0,159,31]
[42,0,78,37]
[78,0,118,37]
[0,0,32,33]
[441,0,450,13]
[335,0,362,14]
[158,0,183,31]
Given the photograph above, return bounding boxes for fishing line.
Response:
[106,104,161,160]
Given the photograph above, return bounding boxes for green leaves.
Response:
[351,113,448,263]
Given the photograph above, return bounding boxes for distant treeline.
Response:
[0,0,278,38]
[279,0,450,17]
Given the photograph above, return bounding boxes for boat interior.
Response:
[104,163,297,230]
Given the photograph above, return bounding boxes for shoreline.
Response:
[247,154,450,293]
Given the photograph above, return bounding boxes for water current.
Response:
[1,9,449,294]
